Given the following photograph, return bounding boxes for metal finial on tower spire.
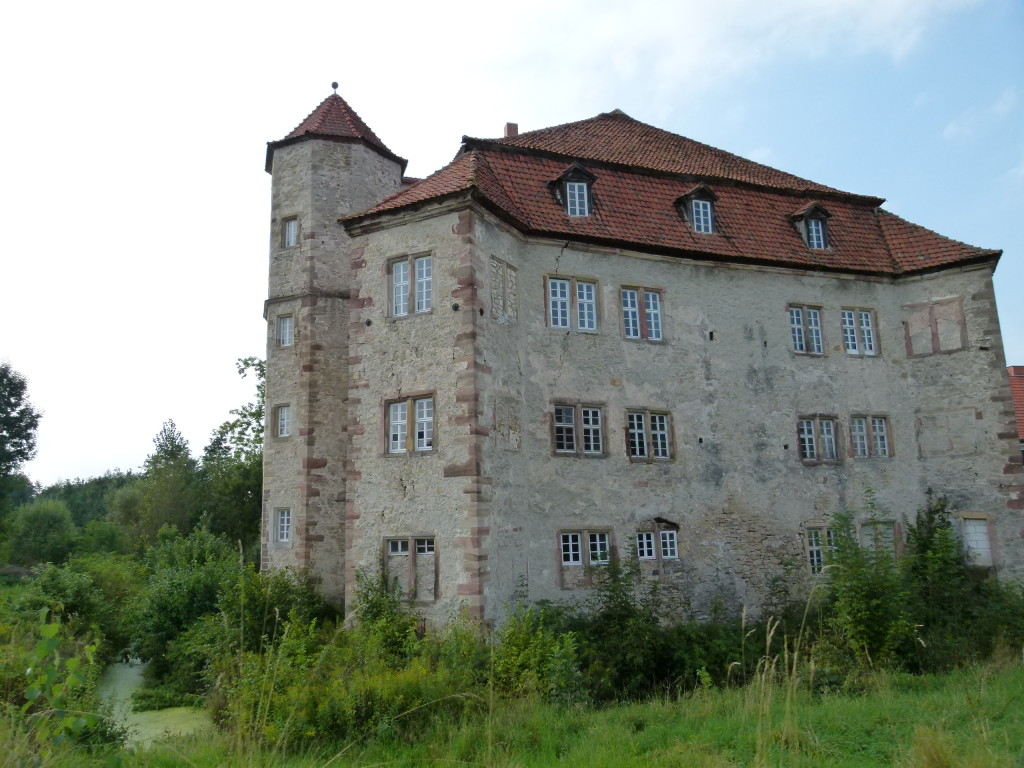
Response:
[331,82,339,94]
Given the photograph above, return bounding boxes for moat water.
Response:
[97,659,212,747]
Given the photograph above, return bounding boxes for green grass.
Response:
[20,660,1023,768]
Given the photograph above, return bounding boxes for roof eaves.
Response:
[265,133,408,174]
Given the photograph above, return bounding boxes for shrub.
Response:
[3,499,78,566]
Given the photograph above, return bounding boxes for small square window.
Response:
[275,405,291,438]
[790,305,824,355]
[388,539,410,555]
[282,217,299,248]
[276,315,294,348]
[415,537,435,554]
[275,508,291,543]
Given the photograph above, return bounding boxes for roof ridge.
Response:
[465,111,878,201]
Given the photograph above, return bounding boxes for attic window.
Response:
[793,204,831,250]
[676,185,717,234]
[567,182,590,217]
[551,165,596,218]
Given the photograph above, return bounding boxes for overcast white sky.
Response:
[2,0,1021,486]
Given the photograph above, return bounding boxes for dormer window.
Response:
[676,184,717,234]
[691,199,713,233]
[806,218,826,249]
[550,165,596,218]
[792,203,831,250]
[566,182,590,217]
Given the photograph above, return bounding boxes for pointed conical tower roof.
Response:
[266,88,407,173]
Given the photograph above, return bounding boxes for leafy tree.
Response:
[205,357,265,462]
[201,358,265,553]
[4,498,78,566]
[35,470,136,528]
[0,362,42,476]
[134,421,201,546]
[0,471,35,522]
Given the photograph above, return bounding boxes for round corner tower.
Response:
[262,88,406,604]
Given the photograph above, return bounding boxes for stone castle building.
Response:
[261,87,1023,622]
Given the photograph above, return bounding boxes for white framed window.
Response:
[387,396,434,454]
[636,532,656,559]
[388,539,410,555]
[660,530,678,559]
[798,416,838,463]
[276,315,294,348]
[275,405,291,438]
[806,527,836,574]
[627,410,672,460]
[691,198,714,234]
[805,218,827,249]
[588,532,611,564]
[636,529,678,561]
[561,532,582,564]
[391,255,432,317]
[561,530,613,566]
[850,416,891,458]
[275,508,291,544]
[621,287,663,341]
[790,305,824,355]
[841,309,877,356]
[960,518,993,567]
[566,181,590,217]
[547,277,599,331]
[282,217,298,248]
[415,537,435,555]
[552,404,604,457]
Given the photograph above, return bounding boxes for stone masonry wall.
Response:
[262,139,402,603]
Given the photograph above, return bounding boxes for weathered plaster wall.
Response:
[467,211,1020,621]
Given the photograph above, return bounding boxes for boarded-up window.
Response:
[903,298,965,356]
[916,407,980,457]
[960,518,993,567]
[490,257,518,325]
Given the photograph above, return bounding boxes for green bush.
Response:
[3,499,78,566]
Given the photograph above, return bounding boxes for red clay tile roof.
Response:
[345,112,1000,276]
[1009,367,1024,440]
[266,94,406,172]
[475,111,853,197]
